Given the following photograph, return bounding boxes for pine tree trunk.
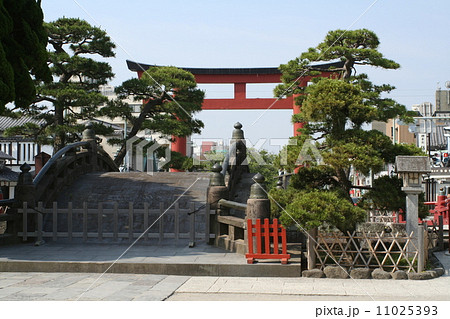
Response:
[53,105,65,153]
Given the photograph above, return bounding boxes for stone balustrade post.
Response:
[207,163,229,212]
[14,163,35,208]
[246,173,270,221]
[276,179,284,189]
[13,163,36,242]
[207,163,229,245]
[82,122,98,171]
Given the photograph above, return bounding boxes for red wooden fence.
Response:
[424,194,450,227]
[246,218,290,264]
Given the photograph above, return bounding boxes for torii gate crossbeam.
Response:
[126,60,342,156]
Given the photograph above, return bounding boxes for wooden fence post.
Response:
[22,202,28,241]
[174,202,179,242]
[307,228,317,270]
[68,202,73,242]
[189,202,195,248]
[144,202,149,241]
[98,202,103,241]
[52,202,57,241]
[205,203,210,243]
[37,202,43,244]
[83,202,87,242]
[418,224,425,273]
[113,202,118,242]
[159,202,164,243]
[128,202,133,242]
[438,215,444,251]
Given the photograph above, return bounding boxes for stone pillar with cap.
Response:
[14,163,36,208]
[207,163,229,245]
[395,156,430,258]
[228,122,249,197]
[246,173,270,220]
[82,122,98,171]
[229,122,248,170]
[207,163,229,212]
[13,163,36,242]
[276,179,284,189]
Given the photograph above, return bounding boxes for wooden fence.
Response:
[368,210,398,223]
[246,218,290,264]
[312,230,426,273]
[18,201,212,247]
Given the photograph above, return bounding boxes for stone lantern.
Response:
[395,156,430,251]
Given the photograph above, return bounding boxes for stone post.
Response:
[230,122,246,165]
[228,122,249,195]
[417,224,425,272]
[307,228,318,270]
[395,156,431,256]
[14,163,36,242]
[82,122,98,171]
[14,163,35,208]
[276,179,284,189]
[403,187,422,251]
[207,163,229,213]
[207,163,229,245]
[245,173,270,221]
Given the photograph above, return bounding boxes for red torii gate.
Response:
[126,60,342,156]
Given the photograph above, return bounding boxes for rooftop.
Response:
[0,116,44,131]
[126,60,345,75]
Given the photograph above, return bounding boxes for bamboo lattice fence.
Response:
[313,230,426,273]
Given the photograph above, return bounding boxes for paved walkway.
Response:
[0,272,188,301]
[0,241,301,277]
[0,244,448,301]
[168,251,450,301]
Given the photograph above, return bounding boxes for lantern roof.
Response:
[395,156,431,174]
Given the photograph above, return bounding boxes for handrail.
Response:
[33,140,91,186]
[218,198,247,211]
[0,199,15,206]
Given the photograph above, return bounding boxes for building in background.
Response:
[436,88,450,113]
[0,116,53,172]
[372,119,416,145]
[412,88,450,153]
[93,85,194,171]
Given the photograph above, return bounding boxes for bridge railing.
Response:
[0,123,119,244]
[33,140,91,186]
[17,201,211,247]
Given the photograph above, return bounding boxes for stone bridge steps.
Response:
[56,172,212,209]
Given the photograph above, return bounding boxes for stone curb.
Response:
[300,267,445,280]
[0,260,301,277]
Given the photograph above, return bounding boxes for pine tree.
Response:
[100,66,204,166]
[272,29,423,233]
[5,17,115,152]
[0,0,51,112]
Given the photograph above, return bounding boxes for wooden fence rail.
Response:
[246,218,290,264]
[312,230,425,273]
[18,201,212,246]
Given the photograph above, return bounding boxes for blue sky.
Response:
[41,0,450,152]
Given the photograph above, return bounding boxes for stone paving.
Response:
[0,272,188,301]
[0,241,301,277]
[0,241,244,264]
[168,273,450,301]
[0,267,448,301]
[0,243,448,301]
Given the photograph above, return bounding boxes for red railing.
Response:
[424,193,450,226]
[246,218,290,264]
